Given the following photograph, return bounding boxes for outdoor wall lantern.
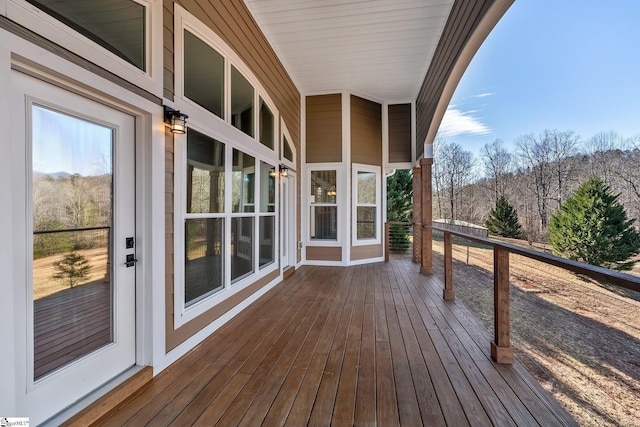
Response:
[164,106,188,134]
[279,164,289,177]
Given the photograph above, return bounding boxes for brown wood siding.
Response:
[305,94,342,163]
[350,95,382,166]
[165,0,300,152]
[350,244,383,261]
[415,0,494,157]
[306,246,342,262]
[388,104,412,163]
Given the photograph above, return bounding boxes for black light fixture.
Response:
[164,105,188,134]
[279,164,289,177]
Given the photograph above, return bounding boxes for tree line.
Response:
[433,130,640,240]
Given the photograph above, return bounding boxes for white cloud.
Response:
[474,92,495,98]
[439,108,492,137]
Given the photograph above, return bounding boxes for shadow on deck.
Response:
[96,258,576,426]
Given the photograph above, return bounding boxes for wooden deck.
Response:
[98,258,576,426]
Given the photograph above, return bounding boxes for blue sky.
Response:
[32,105,112,176]
[438,0,640,155]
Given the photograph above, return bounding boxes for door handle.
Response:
[125,254,137,268]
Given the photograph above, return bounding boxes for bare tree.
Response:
[481,138,513,201]
[435,140,475,220]
[586,130,623,185]
[548,129,579,207]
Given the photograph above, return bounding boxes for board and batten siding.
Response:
[415,0,495,157]
[388,103,412,164]
[305,94,342,163]
[350,95,382,166]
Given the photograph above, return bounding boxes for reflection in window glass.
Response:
[231,66,254,137]
[260,161,276,213]
[31,105,114,379]
[259,98,274,149]
[231,217,254,282]
[27,0,146,70]
[184,30,225,118]
[283,135,294,162]
[310,170,337,240]
[357,207,376,239]
[357,172,376,204]
[259,216,274,268]
[310,206,337,240]
[232,149,255,213]
[310,170,337,204]
[187,130,225,213]
[185,218,224,305]
[355,170,377,240]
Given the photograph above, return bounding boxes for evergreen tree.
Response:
[386,169,413,222]
[52,251,91,288]
[485,196,524,238]
[549,176,640,270]
[386,170,413,251]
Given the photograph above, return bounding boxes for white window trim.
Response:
[5,0,163,97]
[352,163,382,246]
[306,163,342,246]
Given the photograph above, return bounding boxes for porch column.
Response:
[420,157,433,275]
[412,166,422,263]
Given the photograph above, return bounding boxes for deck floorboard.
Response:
[99,259,576,426]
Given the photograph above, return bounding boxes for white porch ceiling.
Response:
[244,0,455,102]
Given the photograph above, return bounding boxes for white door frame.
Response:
[280,170,297,270]
[12,71,138,424]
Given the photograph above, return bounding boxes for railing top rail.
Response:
[429,224,640,293]
[33,226,111,235]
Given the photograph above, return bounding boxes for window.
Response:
[259,98,275,150]
[310,170,337,240]
[231,149,255,282]
[185,130,225,306]
[184,30,225,118]
[231,66,254,137]
[259,161,276,268]
[352,165,381,245]
[26,0,147,71]
[283,135,294,162]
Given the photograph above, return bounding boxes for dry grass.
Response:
[33,248,109,300]
[429,239,640,426]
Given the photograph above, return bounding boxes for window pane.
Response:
[259,98,274,149]
[27,0,146,70]
[184,30,224,118]
[310,206,337,240]
[32,105,114,379]
[231,66,254,137]
[185,218,224,305]
[357,172,376,204]
[187,130,225,213]
[260,161,276,213]
[231,217,254,282]
[259,216,275,268]
[283,135,293,162]
[311,170,337,204]
[232,149,255,213]
[357,206,376,239]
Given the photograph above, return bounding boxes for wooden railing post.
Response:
[443,232,455,300]
[491,247,514,364]
[384,222,390,262]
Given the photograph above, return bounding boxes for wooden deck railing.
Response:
[429,224,640,365]
[384,221,413,261]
